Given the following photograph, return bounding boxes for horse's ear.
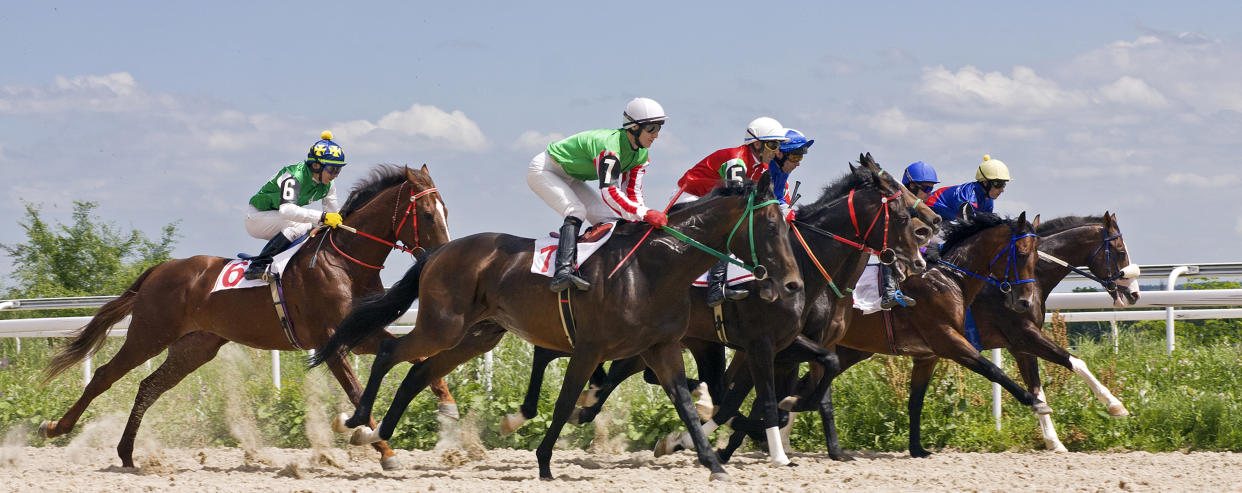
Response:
[861,152,877,168]
[1031,214,1041,230]
[1016,211,1027,229]
[959,203,972,223]
[848,161,859,173]
[421,163,431,175]
[758,168,774,197]
[405,166,418,182]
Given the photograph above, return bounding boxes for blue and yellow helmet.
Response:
[307,130,346,167]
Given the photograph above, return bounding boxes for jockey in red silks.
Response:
[674,116,789,307]
[526,98,669,293]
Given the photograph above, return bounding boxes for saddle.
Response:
[548,222,614,243]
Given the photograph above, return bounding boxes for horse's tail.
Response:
[309,257,428,368]
[41,265,157,385]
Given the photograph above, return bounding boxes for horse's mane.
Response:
[1036,215,1104,235]
[794,166,874,218]
[339,164,410,217]
[667,179,757,214]
[939,212,1011,254]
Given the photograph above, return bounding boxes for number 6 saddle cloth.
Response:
[211,236,309,293]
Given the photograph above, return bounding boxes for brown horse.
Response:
[931,212,1139,451]
[510,154,940,465]
[313,172,802,481]
[38,165,454,470]
[818,209,1044,458]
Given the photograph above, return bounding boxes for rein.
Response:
[327,185,440,270]
[660,190,778,280]
[936,231,1037,294]
[787,185,907,296]
[1038,229,1137,292]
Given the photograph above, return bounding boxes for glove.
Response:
[322,212,343,228]
[643,209,668,228]
[785,209,797,223]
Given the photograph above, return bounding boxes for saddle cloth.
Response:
[851,264,884,314]
[211,237,308,292]
[690,259,756,287]
[531,221,618,277]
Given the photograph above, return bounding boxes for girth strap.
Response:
[266,272,305,350]
[557,289,578,347]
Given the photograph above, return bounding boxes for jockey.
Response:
[878,160,941,309]
[925,154,1010,222]
[243,130,345,280]
[527,97,669,293]
[675,116,789,307]
[769,128,813,222]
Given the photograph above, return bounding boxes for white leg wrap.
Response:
[350,424,383,446]
[691,382,714,421]
[765,426,790,466]
[1033,388,1067,452]
[331,413,353,434]
[1069,356,1128,416]
[676,419,717,450]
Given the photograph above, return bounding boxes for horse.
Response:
[312,172,802,481]
[919,212,1140,452]
[37,164,455,471]
[505,153,940,465]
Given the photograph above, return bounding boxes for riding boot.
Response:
[706,259,748,307]
[550,216,591,292]
[244,234,293,281]
[879,263,916,309]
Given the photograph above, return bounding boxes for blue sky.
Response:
[3,2,1241,287]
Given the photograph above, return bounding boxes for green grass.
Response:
[1,329,1239,455]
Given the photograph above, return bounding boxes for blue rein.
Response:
[936,232,1037,293]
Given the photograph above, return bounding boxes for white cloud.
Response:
[1165,173,1239,187]
[918,65,1088,116]
[374,104,489,151]
[1095,76,1169,108]
[510,130,565,152]
[0,72,171,115]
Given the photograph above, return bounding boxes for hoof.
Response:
[331,413,353,434]
[567,407,582,425]
[1050,442,1068,453]
[380,455,402,471]
[500,413,526,436]
[1107,403,1130,417]
[350,426,381,446]
[576,386,600,407]
[777,396,798,412]
[653,431,681,458]
[691,382,713,421]
[710,472,731,482]
[1032,401,1053,415]
[38,421,56,439]
[437,403,460,420]
[910,449,932,459]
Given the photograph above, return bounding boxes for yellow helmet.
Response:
[975,154,1011,182]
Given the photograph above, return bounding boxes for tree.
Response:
[0,201,180,317]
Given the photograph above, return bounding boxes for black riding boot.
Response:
[879,263,915,309]
[550,216,591,292]
[706,259,748,307]
[244,234,293,281]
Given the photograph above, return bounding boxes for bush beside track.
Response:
[1,329,1239,454]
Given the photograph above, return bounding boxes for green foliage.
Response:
[1,200,179,319]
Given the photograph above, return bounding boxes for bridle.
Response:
[327,183,442,270]
[660,186,777,281]
[936,226,1037,294]
[1037,226,1138,294]
[789,183,909,297]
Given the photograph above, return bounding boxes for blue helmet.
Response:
[902,161,938,185]
[307,130,346,167]
[779,128,814,153]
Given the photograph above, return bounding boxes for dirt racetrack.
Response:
[2,444,1240,492]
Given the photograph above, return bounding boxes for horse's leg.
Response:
[1001,321,1128,417]
[686,341,727,421]
[742,336,791,466]
[933,334,1052,414]
[535,352,604,480]
[323,353,402,470]
[427,373,458,419]
[1012,351,1067,452]
[814,346,875,461]
[572,355,645,425]
[657,353,755,458]
[501,345,566,435]
[641,341,730,482]
[343,336,403,429]
[39,321,181,440]
[117,332,227,467]
[907,356,938,458]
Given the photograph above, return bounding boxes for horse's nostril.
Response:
[785,281,802,293]
[915,227,931,239]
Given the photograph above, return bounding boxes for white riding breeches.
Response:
[245,205,314,241]
[527,151,618,225]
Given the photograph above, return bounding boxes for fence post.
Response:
[271,351,281,389]
[991,348,1003,431]
[1165,266,1190,355]
[1110,318,1119,354]
[83,354,92,387]
[483,350,494,393]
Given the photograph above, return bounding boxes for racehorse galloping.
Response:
[521,154,936,464]
[313,173,802,481]
[38,165,454,470]
[953,212,1139,451]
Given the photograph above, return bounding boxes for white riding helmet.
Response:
[975,154,1012,182]
[744,117,790,143]
[623,98,668,128]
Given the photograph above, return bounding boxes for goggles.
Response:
[322,164,343,176]
[910,183,934,194]
[988,179,1008,189]
[786,153,805,162]
[760,140,781,151]
[640,122,664,134]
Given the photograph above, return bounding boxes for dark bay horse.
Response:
[933,212,1139,451]
[38,165,454,470]
[313,173,802,481]
[508,154,939,465]
[812,209,1045,458]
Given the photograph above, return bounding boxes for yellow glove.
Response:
[322,212,343,228]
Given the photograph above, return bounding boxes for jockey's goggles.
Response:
[760,140,781,150]
[909,182,935,194]
[640,122,664,134]
[987,179,1008,189]
[322,165,343,176]
[786,153,805,162]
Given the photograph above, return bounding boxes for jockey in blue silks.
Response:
[925,154,1010,222]
[878,160,941,309]
[768,128,813,223]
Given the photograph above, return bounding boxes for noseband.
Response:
[1037,228,1138,294]
[936,229,1037,294]
[328,183,442,270]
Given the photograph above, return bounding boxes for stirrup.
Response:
[243,263,270,281]
[880,291,915,309]
[550,271,590,292]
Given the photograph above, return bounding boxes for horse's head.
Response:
[944,208,1040,313]
[854,153,928,278]
[714,171,803,302]
[404,165,452,252]
[338,164,451,259]
[1092,211,1140,307]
